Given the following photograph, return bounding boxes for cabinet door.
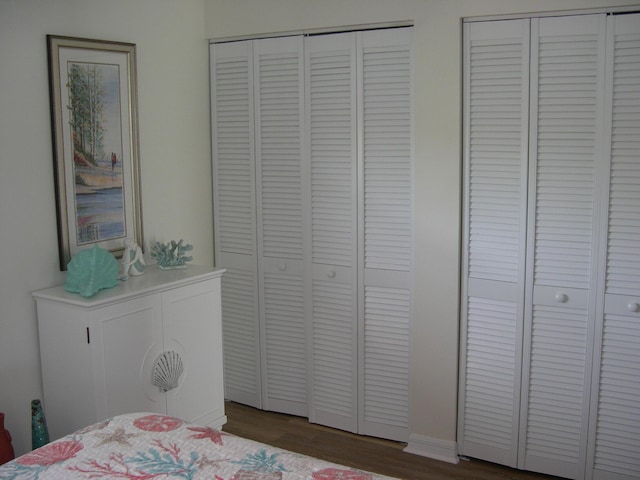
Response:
[520,15,607,479]
[36,301,95,440]
[254,36,307,417]
[211,40,262,408]
[305,32,359,433]
[459,18,530,467]
[358,28,412,442]
[163,278,225,427]
[93,294,164,419]
[588,13,640,480]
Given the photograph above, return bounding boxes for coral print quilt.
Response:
[0,413,398,480]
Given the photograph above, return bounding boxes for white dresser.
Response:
[33,265,226,441]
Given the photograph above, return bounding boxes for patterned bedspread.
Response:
[0,413,399,480]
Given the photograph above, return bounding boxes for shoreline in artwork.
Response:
[74,164,123,194]
[74,163,125,243]
[75,186,126,243]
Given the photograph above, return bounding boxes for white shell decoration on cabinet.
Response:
[152,351,184,392]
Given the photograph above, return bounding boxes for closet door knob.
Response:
[555,292,569,303]
[277,262,286,272]
[627,302,640,313]
[327,270,336,279]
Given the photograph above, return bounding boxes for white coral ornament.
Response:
[152,351,184,392]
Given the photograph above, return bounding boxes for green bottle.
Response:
[31,399,50,450]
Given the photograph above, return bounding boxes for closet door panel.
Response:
[591,13,640,480]
[218,261,261,407]
[525,304,590,469]
[261,265,306,415]
[521,15,606,478]
[358,28,412,442]
[211,41,262,408]
[459,19,530,468]
[212,41,256,259]
[305,33,358,433]
[592,314,640,480]
[310,271,357,430]
[254,36,307,416]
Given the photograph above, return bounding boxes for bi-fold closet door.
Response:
[305,29,413,442]
[588,13,640,480]
[459,12,640,480]
[211,36,306,416]
[211,28,413,443]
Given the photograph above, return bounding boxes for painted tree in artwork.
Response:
[68,63,106,166]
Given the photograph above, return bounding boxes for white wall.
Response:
[203,0,639,459]
[1,0,637,463]
[0,0,212,455]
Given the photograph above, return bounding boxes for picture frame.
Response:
[47,35,143,270]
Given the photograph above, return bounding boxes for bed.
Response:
[0,412,399,479]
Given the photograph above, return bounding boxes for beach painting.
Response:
[70,61,126,244]
[48,36,143,269]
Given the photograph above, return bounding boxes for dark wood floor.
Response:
[222,401,562,480]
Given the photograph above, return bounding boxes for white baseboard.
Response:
[403,433,459,464]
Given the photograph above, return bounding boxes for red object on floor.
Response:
[0,412,15,465]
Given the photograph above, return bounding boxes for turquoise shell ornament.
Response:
[65,245,119,297]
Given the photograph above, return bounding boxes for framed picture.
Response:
[47,35,143,270]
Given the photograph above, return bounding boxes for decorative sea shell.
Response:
[64,245,119,297]
[152,351,184,392]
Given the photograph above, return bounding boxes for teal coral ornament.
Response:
[64,245,119,297]
[150,239,193,270]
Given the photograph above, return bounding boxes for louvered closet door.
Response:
[358,28,412,442]
[210,41,262,408]
[520,15,606,479]
[253,36,307,417]
[459,19,530,468]
[305,32,359,433]
[589,13,640,480]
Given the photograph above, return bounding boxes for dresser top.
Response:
[32,264,225,307]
